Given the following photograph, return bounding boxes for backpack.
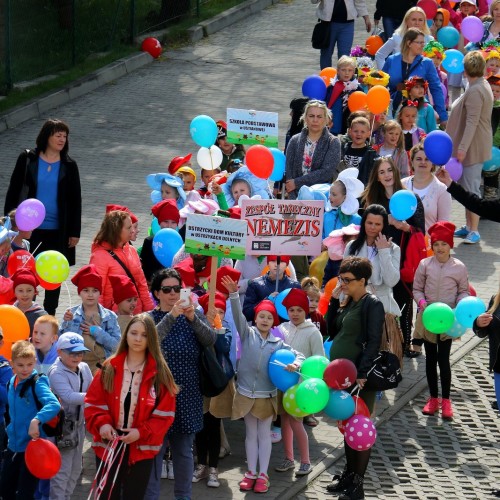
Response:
[6,374,65,438]
[400,229,428,284]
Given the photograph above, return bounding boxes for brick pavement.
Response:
[0,0,499,498]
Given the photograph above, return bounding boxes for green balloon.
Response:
[422,302,455,334]
[301,355,329,379]
[296,378,330,414]
[283,384,309,417]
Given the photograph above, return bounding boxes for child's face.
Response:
[329,183,346,207]
[254,311,274,333]
[268,261,287,280]
[407,12,426,29]
[127,321,148,355]
[159,220,178,229]
[161,182,178,200]
[432,240,451,261]
[433,12,444,30]
[337,65,355,82]
[384,128,401,147]
[0,241,10,257]
[217,137,233,155]
[409,84,425,99]
[201,169,218,187]
[431,56,442,69]
[12,356,36,381]
[79,287,100,308]
[374,111,387,127]
[308,294,319,313]
[490,84,500,100]
[231,181,250,202]
[58,349,83,372]
[350,123,371,146]
[288,306,307,326]
[459,2,475,15]
[215,307,226,322]
[182,173,195,192]
[14,284,35,307]
[118,297,138,315]
[400,108,418,130]
[32,323,57,354]
[486,58,500,75]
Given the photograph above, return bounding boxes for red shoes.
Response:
[441,398,454,420]
[239,472,257,491]
[422,397,440,415]
[253,473,270,493]
[422,397,454,419]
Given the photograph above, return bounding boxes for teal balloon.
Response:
[269,148,286,181]
[151,217,161,236]
[301,355,329,379]
[442,49,464,74]
[483,147,500,172]
[190,115,218,148]
[389,190,417,221]
[455,297,486,328]
[268,349,300,392]
[422,302,455,334]
[296,378,330,414]
[324,340,333,359]
[152,229,183,267]
[447,318,468,338]
[437,26,460,48]
[324,390,355,420]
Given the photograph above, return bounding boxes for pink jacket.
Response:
[89,241,155,314]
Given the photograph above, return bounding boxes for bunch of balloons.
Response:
[347,86,390,115]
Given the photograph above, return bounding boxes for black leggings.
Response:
[195,412,221,468]
[0,450,39,500]
[393,280,413,348]
[424,337,453,399]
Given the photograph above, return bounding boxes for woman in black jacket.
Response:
[4,119,82,315]
[325,256,385,500]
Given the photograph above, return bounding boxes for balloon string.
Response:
[19,242,42,271]
[63,281,72,309]
[268,361,314,379]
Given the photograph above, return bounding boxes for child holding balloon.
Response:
[412,221,470,420]
[222,275,304,494]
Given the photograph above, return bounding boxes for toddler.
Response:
[373,120,409,177]
[405,76,437,133]
[147,172,186,209]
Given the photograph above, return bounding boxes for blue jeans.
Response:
[320,21,355,69]
[382,17,402,39]
[144,432,195,500]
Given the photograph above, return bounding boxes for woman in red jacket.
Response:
[84,313,178,499]
[89,210,155,313]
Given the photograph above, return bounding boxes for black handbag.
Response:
[312,19,331,49]
[199,345,229,398]
[364,350,402,391]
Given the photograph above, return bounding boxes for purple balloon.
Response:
[440,82,448,101]
[271,326,285,340]
[461,16,483,43]
[444,157,463,182]
[15,199,46,231]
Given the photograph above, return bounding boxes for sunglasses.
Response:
[160,285,181,294]
[338,276,360,284]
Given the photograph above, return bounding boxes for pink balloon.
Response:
[344,415,377,451]
[15,199,46,231]
[444,157,463,182]
[461,16,484,43]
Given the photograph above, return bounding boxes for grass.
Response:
[0,0,247,114]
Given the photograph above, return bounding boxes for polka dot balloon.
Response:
[344,415,377,451]
[283,384,308,418]
[35,250,70,284]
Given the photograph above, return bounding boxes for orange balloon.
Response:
[324,277,338,302]
[365,35,384,56]
[348,91,368,112]
[366,85,390,114]
[319,67,337,84]
[0,305,30,343]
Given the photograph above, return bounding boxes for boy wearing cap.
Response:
[47,332,92,500]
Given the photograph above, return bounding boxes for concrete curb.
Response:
[277,334,485,500]
[0,0,279,132]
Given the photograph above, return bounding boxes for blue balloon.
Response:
[152,228,183,267]
[447,318,468,338]
[427,20,433,28]
[323,390,355,420]
[323,340,333,359]
[455,297,486,328]
[442,49,464,74]
[269,148,286,181]
[268,349,300,392]
[437,26,460,48]
[389,190,418,221]
[274,288,292,320]
[302,75,327,101]
[190,115,218,148]
[424,130,453,166]
[483,147,500,172]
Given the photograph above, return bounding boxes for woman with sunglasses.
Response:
[325,256,385,499]
[145,268,217,500]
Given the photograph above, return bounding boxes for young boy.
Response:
[32,315,59,374]
[0,341,60,499]
[339,116,378,185]
[60,264,120,374]
[108,274,138,333]
[48,332,92,500]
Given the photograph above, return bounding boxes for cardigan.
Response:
[311,0,368,21]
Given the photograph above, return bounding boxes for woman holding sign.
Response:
[285,100,340,199]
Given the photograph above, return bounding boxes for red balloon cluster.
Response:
[25,439,62,479]
[323,358,358,390]
[142,37,162,58]
[6,250,60,291]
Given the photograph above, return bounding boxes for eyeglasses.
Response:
[338,276,360,284]
[160,285,181,294]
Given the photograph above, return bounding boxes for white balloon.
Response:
[197,145,223,170]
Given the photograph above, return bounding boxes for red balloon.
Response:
[245,145,274,179]
[337,395,371,434]
[324,358,357,390]
[469,284,477,297]
[317,294,329,315]
[25,438,61,479]
[141,37,162,58]
[0,276,14,305]
[417,0,438,19]
[37,274,61,291]
[7,250,36,276]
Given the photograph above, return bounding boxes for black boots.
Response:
[338,473,365,500]
[326,465,353,493]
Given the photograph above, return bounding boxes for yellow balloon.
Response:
[35,250,70,284]
[309,251,329,284]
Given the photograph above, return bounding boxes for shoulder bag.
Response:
[199,344,229,398]
[312,19,331,49]
[107,250,138,292]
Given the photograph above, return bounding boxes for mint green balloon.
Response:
[283,384,309,418]
[296,378,330,414]
[422,302,455,334]
[301,355,329,379]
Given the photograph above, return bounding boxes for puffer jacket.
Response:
[89,241,155,313]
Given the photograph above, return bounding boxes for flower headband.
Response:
[485,49,500,62]
[402,77,429,99]
[363,70,390,87]
[482,40,500,52]
[422,41,446,60]
[350,45,368,58]
[401,99,420,108]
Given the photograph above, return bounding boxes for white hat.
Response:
[337,168,364,216]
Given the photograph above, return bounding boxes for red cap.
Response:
[197,257,212,279]
[174,258,196,288]
[108,274,138,305]
[168,154,192,175]
[210,265,242,295]
[198,292,227,314]
[428,221,455,248]
[255,299,279,327]
[267,255,291,265]
[71,264,102,294]
[227,207,242,219]
[282,288,310,313]
[105,204,138,224]
[12,269,39,290]
[151,199,180,224]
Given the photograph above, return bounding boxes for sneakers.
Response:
[454,225,469,237]
[304,415,319,427]
[167,459,174,480]
[161,460,168,479]
[326,465,353,493]
[239,472,257,491]
[463,231,481,244]
[296,463,312,476]
[441,398,454,420]
[270,426,282,443]
[338,473,365,500]
[422,397,440,415]
[253,473,270,494]
[218,446,230,459]
[207,467,220,488]
[275,458,295,472]
[192,464,208,483]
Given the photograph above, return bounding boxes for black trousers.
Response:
[0,449,39,500]
[195,412,221,468]
[424,337,452,399]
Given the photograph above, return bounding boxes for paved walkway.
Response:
[0,0,499,498]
